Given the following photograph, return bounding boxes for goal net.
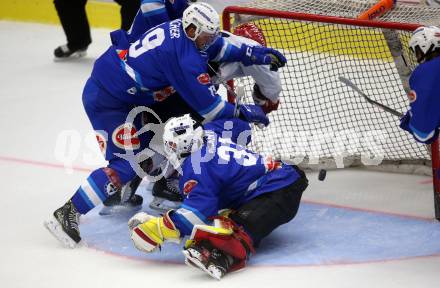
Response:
[222,0,440,218]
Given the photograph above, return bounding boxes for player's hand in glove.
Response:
[399,111,439,144]
[252,84,280,114]
[240,45,287,71]
[128,211,180,253]
[238,104,270,127]
[399,111,411,133]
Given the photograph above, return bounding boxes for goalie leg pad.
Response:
[185,217,255,273]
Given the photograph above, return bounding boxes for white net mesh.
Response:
[236,0,440,25]
[225,1,440,173]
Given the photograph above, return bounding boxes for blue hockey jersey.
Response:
[405,56,440,143]
[126,0,251,65]
[90,19,236,122]
[169,118,301,236]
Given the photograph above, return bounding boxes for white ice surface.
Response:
[0,21,439,288]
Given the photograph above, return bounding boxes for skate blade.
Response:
[182,249,207,271]
[43,216,79,249]
[149,197,180,213]
[98,204,142,216]
[182,250,221,280]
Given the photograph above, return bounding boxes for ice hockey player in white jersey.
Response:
[128,114,308,280]
[209,22,282,114]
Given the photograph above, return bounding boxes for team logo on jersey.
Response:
[117,49,128,61]
[197,73,211,85]
[112,123,140,150]
[102,167,122,195]
[264,155,282,172]
[95,131,107,157]
[183,180,198,196]
[408,90,417,103]
[153,86,176,102]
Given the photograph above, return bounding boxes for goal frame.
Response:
[222,5,440,220]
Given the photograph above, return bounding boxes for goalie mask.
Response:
[409,26,440,63]
[182,2,220,50]
[163,114,204,160]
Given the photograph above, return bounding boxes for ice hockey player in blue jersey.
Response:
[148,22,285,212]
[44,2,287,248]
[128,114,308,280]
[399,26,440,144]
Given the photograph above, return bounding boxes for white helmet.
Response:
[182,2,220,46]
[163,114,204,159]
[409,26,440,63]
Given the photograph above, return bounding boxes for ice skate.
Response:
[44,200,81,248]
[149,177,182,212]
[54,44,87,61]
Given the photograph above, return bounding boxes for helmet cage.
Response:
[163,115,204,160]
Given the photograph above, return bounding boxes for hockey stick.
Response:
[357,0,395,20]
[339,76,403,117]
[339,76,432,157]
[339,76,440,220]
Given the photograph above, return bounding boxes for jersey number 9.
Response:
[130,28,165,58]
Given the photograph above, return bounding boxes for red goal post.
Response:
[222,6,440,220]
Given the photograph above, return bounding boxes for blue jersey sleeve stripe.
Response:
[198,96,221,115]
[198,97,226,121]
[119,60,145,89]
[142,7,167,17]
[214,105,226,121]
[409,124,436,142]
[141,0,165,15]
[179,204,208,223]
[77,187,96,210]
[141,0,163,4]
[219,44,233,62]
[172,213,194,235]
[87,177,107,201]
[134,70,144,88]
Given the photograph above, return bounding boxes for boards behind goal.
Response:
[221,0,440,220]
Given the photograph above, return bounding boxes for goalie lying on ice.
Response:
[128,115,308,280]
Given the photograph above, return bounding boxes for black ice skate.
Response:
[149,176,183,212]
[183,241,234,280]
[54,44,87,60]
[183,240,214,272]
[205,249,235,280]
[44,200,81,248]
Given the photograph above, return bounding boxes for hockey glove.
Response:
[252,84,280,114]
[238,104,270,127]
[399,112,439,144]
[129,211,180,253]
[399,111,411,133]
[240,45,287,71]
